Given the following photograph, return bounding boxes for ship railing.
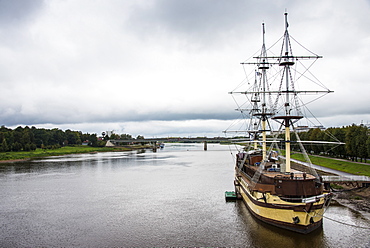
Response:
[301,194,326,203]
[280,193,327,203]
[274,172,311,180]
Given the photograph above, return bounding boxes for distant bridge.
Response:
[109,137,229,143]
[107,137,230,150]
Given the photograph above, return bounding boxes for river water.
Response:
[0,143,369,247]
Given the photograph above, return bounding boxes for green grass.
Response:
[330,184,344,189]
[0,146,135,162]
[290,153,370,177]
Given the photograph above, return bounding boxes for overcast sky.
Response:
[0,0,369,137]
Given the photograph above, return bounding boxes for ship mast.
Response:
[272,12,301,173]
[245,23,272,158]
[251,72,260,150]
[230,22,274,152]
[233,23,275,158]
[229,12,335,181]
[258,23,269,161]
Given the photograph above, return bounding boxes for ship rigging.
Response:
[225,12,340,234]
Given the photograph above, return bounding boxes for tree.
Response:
[345,124,358,161]
[344,124,368,162]
[367,135,370,161]
[50,129,66,146]
[65,130,82,145]
[12,142,22,152]
[0,138,9,152]
[110,133,120,140]
[88,134,98,147]
[120,134,133,140]
[305,128,323,154]
[0,125,138,150]
[356,125,368,162]
[326,127,346,158]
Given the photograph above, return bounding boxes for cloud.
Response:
[0,0,43,26]
[128,1,249,44]
[0,0,370,136]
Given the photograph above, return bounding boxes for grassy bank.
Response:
[0,146,143,162]
[290,153,370,177]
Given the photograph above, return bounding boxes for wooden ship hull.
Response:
[234,151,332,234]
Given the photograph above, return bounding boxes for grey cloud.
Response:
[0,1,369,136]
[1,104,240,127]
[127,0,314,52]
[128,0,257,49]
[0,0,44,27]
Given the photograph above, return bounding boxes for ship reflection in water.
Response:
[0,144,369,247]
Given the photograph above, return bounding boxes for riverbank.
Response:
[0,145,151,163]
[332,186,370,220]
[292,162,370,217]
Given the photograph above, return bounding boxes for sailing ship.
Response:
[229,13,335,234]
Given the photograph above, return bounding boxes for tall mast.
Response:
[279,12,296,116]
[235,22,272,153]
[259,23,268,161]
[283,13,291,116]
[272,12,302,173]
[283,12,292,173]
[251,70,260,150]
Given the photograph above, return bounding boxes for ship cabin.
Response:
[236,150,324,202]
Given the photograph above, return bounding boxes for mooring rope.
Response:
[323,215,370,230]
[305,208,370,230]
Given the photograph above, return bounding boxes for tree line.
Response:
[0,125,146,152]
[0,126,103,152]
[287,124,369,162]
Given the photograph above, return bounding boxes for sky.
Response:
[0,0,369,138]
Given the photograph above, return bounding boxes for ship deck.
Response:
[246,165,317,180]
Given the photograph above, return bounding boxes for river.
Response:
[0,143,369,247]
